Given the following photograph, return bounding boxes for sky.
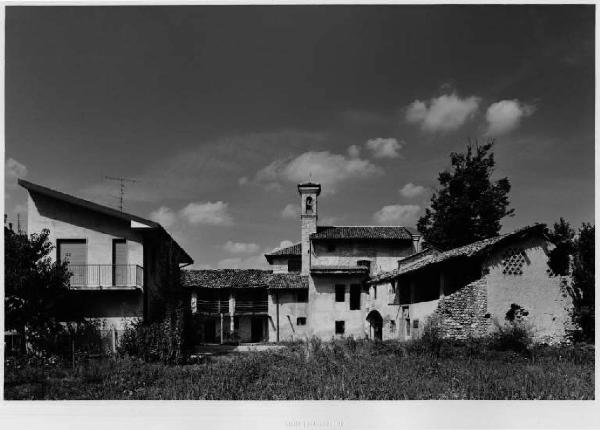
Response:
[5,5,595,269]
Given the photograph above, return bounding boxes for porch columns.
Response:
[220,313,224,344]
[229,292,235,335]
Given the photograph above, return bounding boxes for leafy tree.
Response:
[546,217,576,276]
[417,140,514,250]
[571,223,594,342]
[5,227,72,350]
[546,219,594,342]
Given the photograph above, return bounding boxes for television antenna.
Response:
[105,176,137,212]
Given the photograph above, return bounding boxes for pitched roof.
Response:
[369,224,546,284]
[19,179,193,264]
[310,226,414,241]
[182,269,308,289]
[264,242,301,263]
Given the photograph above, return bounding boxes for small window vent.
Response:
[502,248,527,275]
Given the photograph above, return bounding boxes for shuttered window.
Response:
[57,239,87,286]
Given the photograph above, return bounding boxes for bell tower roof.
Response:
[297,182,321,195]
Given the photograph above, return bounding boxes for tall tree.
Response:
[5,227,71,348]
[571,223,594,342]
[417,140,514,250]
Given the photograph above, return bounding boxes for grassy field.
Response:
[4,339,594,400]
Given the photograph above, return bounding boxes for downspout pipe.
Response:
[276,292,280,342]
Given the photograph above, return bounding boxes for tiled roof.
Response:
[310,226,414,240]
[182,269,308,289]
[264,242,301,263]
[369,224,546,284]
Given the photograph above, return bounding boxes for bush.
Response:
[119,307,186,364]
[490,320,533,353]
[407,314,446,357]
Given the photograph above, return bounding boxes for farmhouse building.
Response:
[19,179,193,343]
[184,182,574,344]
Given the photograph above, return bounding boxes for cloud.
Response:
[255,151,382,194]
[365,137,404,159]
[223,241,260,254]
[180,201,233,225]
[485,99,536,136]
[277,240,294,249]
[238,177,249,186]
[281,203,299,219]
[347,144,361,159]
[399,183,426,198]
[149,206,177,228]
[373,204,421,225]
[405,93,480,132]
[217,255,269,269]
[5,158,27,188]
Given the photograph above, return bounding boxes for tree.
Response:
[417,140,514,250]
[5,227,72,350]
[571,223,594,342]
[546,219,594,342]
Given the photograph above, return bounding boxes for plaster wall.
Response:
[268,290,309,341]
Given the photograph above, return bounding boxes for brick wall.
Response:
[432,279,491,339]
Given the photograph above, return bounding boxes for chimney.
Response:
[298,182,321,275]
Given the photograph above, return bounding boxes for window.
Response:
[373,285,377,299]
[57,239,87,286]
[389,320,396,333]
[190,292,198,314]
[234,316,240,331]
[350,284,361,310]
[297,290,308,302]
[412,319,419,329]
[335,284,345,302]
[327,243,336,252]
[335,321,345,335]
[305,196,313,214]
[296,317,307,326]
[287,259,301,273]
[502,248,527,275]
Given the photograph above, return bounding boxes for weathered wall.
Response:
[308,275,367,339]
[312,240,415,274]
[433,279,489,339]
[28,193,144,267]
[267,290,309,341]
[483,237,574,342]
[271,256,289,274]
[364,281,403,340]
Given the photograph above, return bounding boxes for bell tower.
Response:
[298,182,321,275]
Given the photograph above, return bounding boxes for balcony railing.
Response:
[195,298,268,314]
[67,264,143,289]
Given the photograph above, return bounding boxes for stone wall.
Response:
[432,279,491,339]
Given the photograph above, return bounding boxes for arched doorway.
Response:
[366,310,383,341]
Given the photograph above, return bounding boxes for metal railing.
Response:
[67,264,143,289]
[196,299,230,314]
[235,299,268,314]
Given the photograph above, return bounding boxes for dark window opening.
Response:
[335,284,345,302]
[287,259,301,273]
[305,196,313,214]
[335,321,345,335]
[297,290,308,302]
[373,285,377,299]
[390,320,396,333]
[357,260,371,273]
[412,319,419,329]
[350,284,361,310]
[234,316,240,331]
[327,243,336,252]
[297,317,307,326]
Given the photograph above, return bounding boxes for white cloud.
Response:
[238,176,249,186]
[319,215,339,225]
[149,206,177,228]
[217,255,269,269]
[485,99,536,136]
[5,158,27,188]
[179,201,233,226]
[399,183,426,198]
[223,240,260,254]
[365,137,404,158]
[373,204,421,225]
[278,240,294,249]
[255,151,382,194]
[347,144,361,158]
[406,93,480,132]
[281,203,299,219]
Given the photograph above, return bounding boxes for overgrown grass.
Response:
[4,339,594,400]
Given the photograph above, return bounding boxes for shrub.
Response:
[490,320,533,353]
[119,306,186,364]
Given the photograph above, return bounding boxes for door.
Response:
[366,310,383,341]
[204,319,216,343]
[112,239,127,286]
[58,239,87,286]
[251,317,265,343]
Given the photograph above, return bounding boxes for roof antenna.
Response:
[309,171,313,182]
[105,176,137,212]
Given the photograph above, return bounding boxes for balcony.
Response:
[67,264,143,290]
[194,298,268,315]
